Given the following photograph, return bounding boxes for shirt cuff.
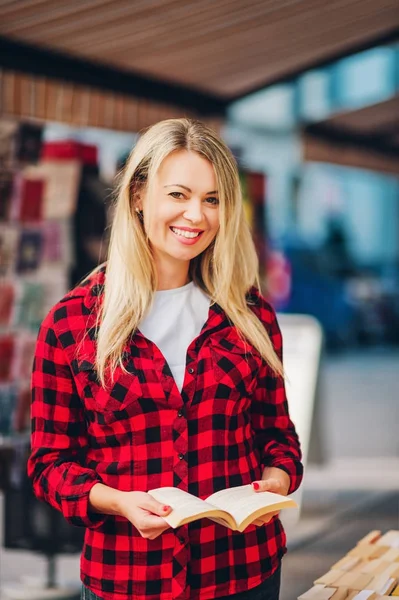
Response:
[262,457,304,495]
[59,476,109,529]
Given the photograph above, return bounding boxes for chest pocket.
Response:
[75,358,143,423]
[210,333,260,396]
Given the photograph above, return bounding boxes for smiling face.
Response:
[139,149,220,285]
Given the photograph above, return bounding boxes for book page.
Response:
[206,484,297,531]
[147,487,234,529]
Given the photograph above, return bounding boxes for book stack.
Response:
[298,530,399,599]
[0,118,80,439]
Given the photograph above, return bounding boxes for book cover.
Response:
[41,220,65,263]
[19,177,45,222]
[41,270,69,316]
[0,225,18,276]
[16,228,43,273]
[0,281,16,327]
[0,384,18,436]
[14,280,45,331]
[12,332,37,382]
[8,171,23,221]
[24,160,81,220]
[0,336,15,383]
[0,171,14,221]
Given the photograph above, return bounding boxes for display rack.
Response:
[0,118,83,600]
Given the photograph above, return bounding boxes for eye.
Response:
[205,196,219,206]
[169,191,185,200]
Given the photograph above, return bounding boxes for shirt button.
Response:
[187,367,194,374]
[177,409,184,418]
[178,536,185,544]
[178,453,185,460]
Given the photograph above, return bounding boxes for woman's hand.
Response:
[251,467,291,525]
[89,484,172,540]
[117,491,172,540]
[252,466,291,496]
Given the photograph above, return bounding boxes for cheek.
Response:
[208,212,220,236]
[145,208,171,239]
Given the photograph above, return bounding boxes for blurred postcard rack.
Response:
[0,118,85,600]
[0,119,79,444]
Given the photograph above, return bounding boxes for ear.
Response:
[132,191,142,212]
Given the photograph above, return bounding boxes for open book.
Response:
[148,484,297,532]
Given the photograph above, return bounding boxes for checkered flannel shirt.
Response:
[28,267,303,600]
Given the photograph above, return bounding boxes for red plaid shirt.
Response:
[28,268,303,600]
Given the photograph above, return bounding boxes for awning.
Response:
[1,0,398,105]
[0,69,223,133]
[302,96,399,175]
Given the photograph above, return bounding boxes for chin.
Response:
[173,250,200,262]
[168,247,203,262]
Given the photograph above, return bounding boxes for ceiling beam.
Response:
[302,122,399,176]
[228,27,399,102]
[0,35,227,116]
[302,132,399,175]
[304,123,399,156]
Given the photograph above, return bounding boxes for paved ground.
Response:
[280,348,399,599]
[318,348,399,460]
[0,349,398,599]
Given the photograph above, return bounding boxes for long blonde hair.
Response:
[95,118,283,384]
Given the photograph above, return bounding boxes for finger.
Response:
[257,511,280,524]
[255,517,272,525]
[146,525,171,540]
[252,479,283,494]
[138,513,171,530]
[141,497,172,517]
[266,510,280,519]
[254,516,270,525]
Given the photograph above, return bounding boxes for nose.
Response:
[183,198,204,224]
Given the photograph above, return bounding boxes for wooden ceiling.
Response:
[0,0,398,101]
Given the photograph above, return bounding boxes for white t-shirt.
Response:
[139,282,210,391]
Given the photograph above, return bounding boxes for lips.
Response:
[170,226,204,239]
[169,226,205,246]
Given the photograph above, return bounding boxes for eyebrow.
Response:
[164,184,218,194]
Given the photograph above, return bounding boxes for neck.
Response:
[154,256,190,291]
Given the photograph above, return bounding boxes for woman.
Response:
[28,118,303,600]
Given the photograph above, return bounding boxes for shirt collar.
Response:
[76,266,232,338]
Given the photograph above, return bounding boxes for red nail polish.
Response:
[163,505,170,511]
[252,482,260,490]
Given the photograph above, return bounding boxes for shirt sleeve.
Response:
[27,309,107,529]
[251,302,304,495]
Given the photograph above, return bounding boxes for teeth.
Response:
[171,227,201,239]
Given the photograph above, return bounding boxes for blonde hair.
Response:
[94,118,283,384]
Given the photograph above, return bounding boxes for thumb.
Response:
[252,478,283,494]
[144,496,172,517]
